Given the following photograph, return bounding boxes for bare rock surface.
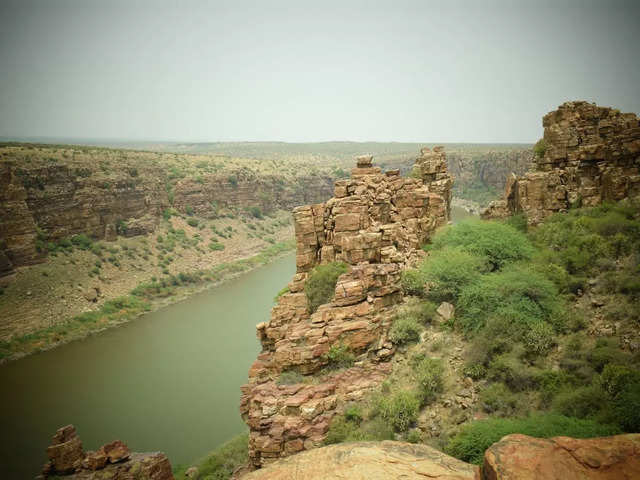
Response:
[241,150,453,468]
[483,101,640,224]
[242,441,479,480]
[483,433,640,480]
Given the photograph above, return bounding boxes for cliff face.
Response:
[240,148,452,468]
[0,147,334,277]
[483,101,640,224]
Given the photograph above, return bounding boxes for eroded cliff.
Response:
[239,148,452,468]
[483,101,640,224]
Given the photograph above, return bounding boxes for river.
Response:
[0,253,296,479]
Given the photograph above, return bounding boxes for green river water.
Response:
[0,253,295,479]
[0,207,476,479]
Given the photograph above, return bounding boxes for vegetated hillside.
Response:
[0,142,337,275]
[315,202,640,464]
[147,141,533,207]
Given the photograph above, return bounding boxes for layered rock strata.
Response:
[240,150,452,468]
[483,101,640,224]
[39,424,174,480]
[0,149,334,277]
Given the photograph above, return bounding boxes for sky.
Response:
[0,0,639,143]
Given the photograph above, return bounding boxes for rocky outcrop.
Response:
[243,441,480,480]
[0,147,334,277]
[483,433,640,480]
[483,101,640,224]
[40,425,174,480]
[240,149,452,468]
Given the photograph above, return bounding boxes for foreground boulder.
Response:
[242,441,479,480]
[483,433,640,480]
[40,425,174,480]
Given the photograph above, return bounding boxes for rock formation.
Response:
[0,146,334,277]
[240,149,452,468]
[242,441,480,479]
[239,434,640,479]
[40,424,174,480]
[483,101,640,224]
[483,433,640,480]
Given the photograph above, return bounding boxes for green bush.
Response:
[457,265,562,332]
[324,343,355,370]
[445,414,619,465]
[523,321,555,356]
[175,433,248,480]
[389,314,422,346]
[304,262,348,313]
[187,218,199,227]
[414,357,444,405]
[417,247,485,302]
[277,370,305,385]
[377,390,420,432]
[401,269,427,296]
[209,241,225,251]
[487,350,538,392]
[552,385,609,420]
[71,233,93,250]
[533,138,547,158]
[479,383,519,416]
[430,220,534,271]
[324,414,394,445]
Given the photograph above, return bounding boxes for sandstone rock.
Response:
[437,302,455,321]
[241,151,453,467]
[243,441,479,479]
[101,439,131,463]
[82,450,107,470]
[483,433,640,480]
[483,101,640,224]
[46,425,84,474]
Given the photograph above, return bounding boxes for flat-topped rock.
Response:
[356,154,374,167]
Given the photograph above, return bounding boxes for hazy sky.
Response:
[1,0,639,143]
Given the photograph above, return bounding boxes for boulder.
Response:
[101,439,131,463]
[46,425,84,474]
[483,433,640,480]
[243,441,479,479]
[437,302,455,321]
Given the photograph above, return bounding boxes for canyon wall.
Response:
[239,148,452,468]
[0,150,334,277]
[483,101,640,224]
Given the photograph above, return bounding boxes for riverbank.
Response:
[0,240,294,364]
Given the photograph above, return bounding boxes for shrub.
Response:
[187,218,199,227]
[277,370,305,385]
[552,385,609,420]
[324,343,355,370]
[407,429,422,443]
[209,241,225,251]
[523,321,555,356]
[324,414,394,445]
[175,433,248,480]
[533,138,547,158]
[304,262,348,313]
[401,269,426,296]
[463,363,487,380]
[185,205,194,216]
[487,350,538,392]
[417,247,485,302]
[389,314,422,346]
[430,220,534,271]
[445,414,619,465]
[377,390,420,432]
[613,381,640,432]
[228,175,238,188]
[479,383,519,415]
[71,233,93,250]
[414,357,444,405]
[247,206,263,219]
[457,265,562,332]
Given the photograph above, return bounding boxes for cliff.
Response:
[239,148,452,468]
[0,145,334,277]
[483,101,640,224]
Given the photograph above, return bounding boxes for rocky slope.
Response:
[483,101,640,223]
[0,144,334,277]
[239,148,453,468]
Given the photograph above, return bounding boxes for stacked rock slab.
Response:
[483,101,640,224]
[40,425,174,480]
[240,150,452,468]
